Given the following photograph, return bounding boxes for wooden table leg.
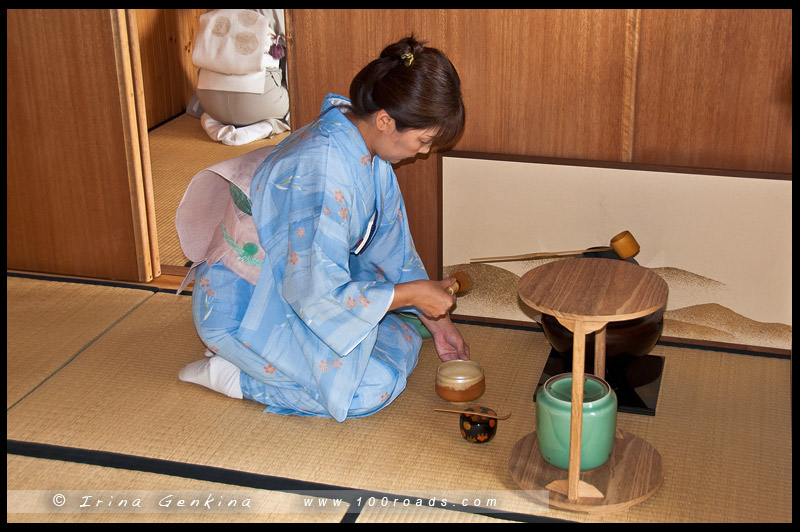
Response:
[594,324,607,379]
[568,320,586,502]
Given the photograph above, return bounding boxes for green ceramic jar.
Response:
[536,373,617,471]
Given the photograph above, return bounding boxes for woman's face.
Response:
[373,117,438,164]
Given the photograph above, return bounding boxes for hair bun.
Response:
[349,34,465,147]
[379,35,427,63]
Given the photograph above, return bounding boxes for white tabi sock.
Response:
[179,356,243,399]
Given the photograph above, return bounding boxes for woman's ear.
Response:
[374,109,395,132]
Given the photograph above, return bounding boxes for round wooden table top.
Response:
[518,258,668,323]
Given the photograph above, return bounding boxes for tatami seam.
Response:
[6,291,158,413]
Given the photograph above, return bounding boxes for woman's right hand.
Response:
[389,279,457,319]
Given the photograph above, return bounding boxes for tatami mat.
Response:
[7,276,792,522]
[148,114,289,268]
[7,276,154,409]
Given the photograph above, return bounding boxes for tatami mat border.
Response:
[7,272,162,294]
[6,440,564,524]
[7,271,188,298]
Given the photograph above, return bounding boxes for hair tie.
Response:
[400,52,414,67]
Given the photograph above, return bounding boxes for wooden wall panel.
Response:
[452,9,630,160]
[135,9,204,128]
[7,10,144,280]
[287,9,630,161]
[633,10,792,173]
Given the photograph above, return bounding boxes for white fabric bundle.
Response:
[193,9,282,94]
[192,9,274,75]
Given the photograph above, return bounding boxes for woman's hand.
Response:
[390,279,457,319]
[389,279,469,360]
[419,313,471,361]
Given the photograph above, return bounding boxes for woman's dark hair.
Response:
[349,35,465,148]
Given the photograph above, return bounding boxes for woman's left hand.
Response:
[419,314,470,361]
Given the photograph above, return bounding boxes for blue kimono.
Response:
[189,94,428,421]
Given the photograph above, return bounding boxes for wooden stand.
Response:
[509,430,664,514]
[514,258,669,512]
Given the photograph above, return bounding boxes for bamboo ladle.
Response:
[471,230,639,263]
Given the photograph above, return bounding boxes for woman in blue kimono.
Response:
[179,36,468,421]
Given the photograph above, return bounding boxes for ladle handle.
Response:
[445,280,461,296]
[471,247,612,263]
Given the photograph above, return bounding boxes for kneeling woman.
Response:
[179,36,469,421]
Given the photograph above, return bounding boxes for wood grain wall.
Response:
[135,9,204,128]
[633,10,792,171]
[285,9,792,277]
[7,9,148,280]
